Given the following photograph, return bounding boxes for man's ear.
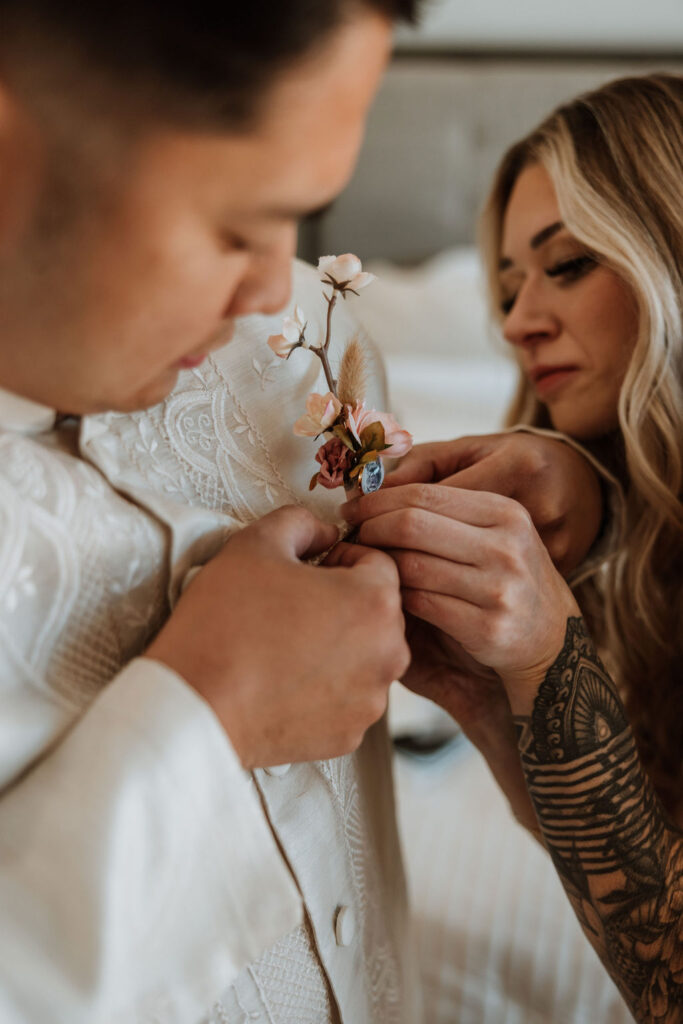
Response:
[0,82,43,254]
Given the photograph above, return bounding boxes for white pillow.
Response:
[354,248,518,443]
[358,247,502,360]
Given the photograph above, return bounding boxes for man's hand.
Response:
[385,432,603,575]
[145,506,410,769]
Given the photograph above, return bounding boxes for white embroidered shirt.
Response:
[0,260,419,1024]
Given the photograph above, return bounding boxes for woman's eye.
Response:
[546,255,597,282]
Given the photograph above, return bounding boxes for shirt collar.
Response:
[0,387,57,435]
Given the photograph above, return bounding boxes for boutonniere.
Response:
[268,254,413,495]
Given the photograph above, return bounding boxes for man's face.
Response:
[0,12,391,413]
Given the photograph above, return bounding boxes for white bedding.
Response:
[395,742,631,1024]
[355,250,631,1023]
[357,249,517,443]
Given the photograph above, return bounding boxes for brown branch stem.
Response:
[315,346,337,395]
[311,290,337,394]
[323,292,337,353]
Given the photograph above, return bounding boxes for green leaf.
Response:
[332,424,356,451]
[359,421,386,451]
[309,472,320,491]
[359,451,383,467]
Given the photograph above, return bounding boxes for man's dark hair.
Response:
[1,1,420,128]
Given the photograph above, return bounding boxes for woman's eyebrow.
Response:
[498,220,565,271]
[530,220,564,249]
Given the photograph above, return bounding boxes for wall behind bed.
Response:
[300,0,683,263]
[299,54,683,265]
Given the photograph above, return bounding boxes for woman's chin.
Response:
[548,402,619,442]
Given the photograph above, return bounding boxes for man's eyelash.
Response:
[500,255,597,314]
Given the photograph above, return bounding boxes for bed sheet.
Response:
[395,742,632,1024]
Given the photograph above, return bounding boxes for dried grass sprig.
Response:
[336,337,367,408]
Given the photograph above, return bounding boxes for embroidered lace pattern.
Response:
[0,432,167,732]
[90,354,306,526]
[205,922,335,1024]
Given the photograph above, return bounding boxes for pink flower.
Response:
[267,305,307,358]
[314,437,354,489]
[293,392,342,437]
[347,403,413,458]
[318,254,376,294]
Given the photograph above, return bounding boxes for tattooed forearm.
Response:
[515,617,683,1023]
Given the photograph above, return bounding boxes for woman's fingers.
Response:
[384,436,494,487]
[390,549,494,607]
[343,482,510,530]
[401,587,484,644]
[355,507,486,565]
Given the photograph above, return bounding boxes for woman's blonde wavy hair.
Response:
[479,73,683,811]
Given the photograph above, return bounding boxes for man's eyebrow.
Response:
[498,220,565,271]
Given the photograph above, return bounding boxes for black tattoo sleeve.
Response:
[515,617,683,1023]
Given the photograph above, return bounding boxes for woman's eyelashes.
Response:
[500,255,597,314]
[545,254,597,282]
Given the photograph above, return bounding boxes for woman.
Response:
[334,73,683,1021]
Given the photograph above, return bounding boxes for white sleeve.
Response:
[0,658,302,1024]
[506,424,625,586]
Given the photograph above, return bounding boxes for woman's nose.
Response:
[502,282,560,349]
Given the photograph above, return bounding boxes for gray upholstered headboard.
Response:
[298,55,682,265]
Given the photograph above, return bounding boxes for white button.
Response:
[264,763,291,777]
[334,905,356,947]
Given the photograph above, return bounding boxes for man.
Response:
[0,4,418,1022]
[0,2,604,1021]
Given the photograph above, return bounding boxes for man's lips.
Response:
[177,353,207,369]
[175,320,235,370]
[529,364,580,395]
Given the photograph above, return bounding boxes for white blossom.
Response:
[267,305,307,358]
[318,254,376,294]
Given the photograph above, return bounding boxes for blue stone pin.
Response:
[360,458,385,495]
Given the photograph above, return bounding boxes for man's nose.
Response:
[226,229,297,318]
[502,282,560,349]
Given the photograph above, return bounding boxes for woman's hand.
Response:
[385,432,603,576]
[325,540,543,834]
[342,483,580,713]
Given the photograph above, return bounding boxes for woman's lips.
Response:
[531,366,580,396]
